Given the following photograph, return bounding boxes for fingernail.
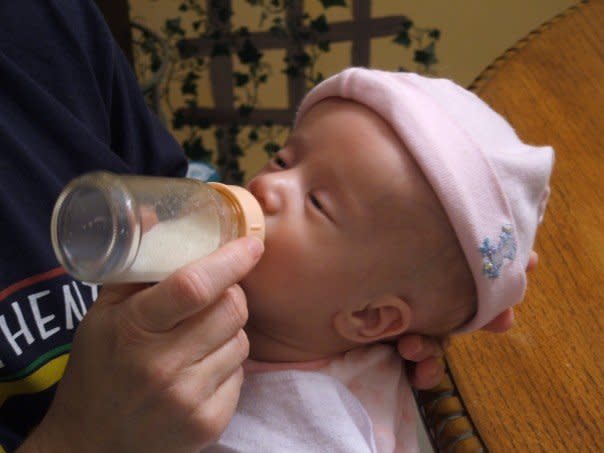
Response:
[246,236,264,257]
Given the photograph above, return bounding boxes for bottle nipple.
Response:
[208,183,265,242]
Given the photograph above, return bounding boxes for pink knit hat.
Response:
[296,68,554,333]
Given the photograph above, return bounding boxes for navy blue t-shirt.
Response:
[0,1,187,449]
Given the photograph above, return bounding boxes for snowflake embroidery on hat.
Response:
[479,225,517,279]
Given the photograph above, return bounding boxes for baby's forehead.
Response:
[294,98,445,216]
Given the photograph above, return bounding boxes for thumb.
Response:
[128,236,263,332]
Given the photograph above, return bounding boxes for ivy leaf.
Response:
[165,18,185,36]
[196,118,212,129]
[320,0,347,8]
[293,52,311,67]
[264,141,281,155]
[228,123,241,136]
[230,146,244,160]
[183,137,213,161]
[429,29,441,40]
[238,104,254,117]
[141,34,156,53]
[233,71,250,87]
[310,15,329,33]
[182,72,199,95]
[393,31,411,47]
[238,26,251,37]
[284,65,299,77]
[317,40,330,52]
[414,42,438,67]
[400,18,413,30]
[237,39,263,64]
[150,53,162,72]
[172,110,186,129]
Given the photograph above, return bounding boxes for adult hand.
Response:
[21,236,264,453]
[398,251,539,389]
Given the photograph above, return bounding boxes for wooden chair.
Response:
[416,1,604,451]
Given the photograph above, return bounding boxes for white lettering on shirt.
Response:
[29,290,60,340]
[0,302,35,356]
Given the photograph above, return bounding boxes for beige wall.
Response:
[371,0,576,85]
[131,0,576,179]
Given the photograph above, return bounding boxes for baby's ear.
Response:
[333,295,412,344]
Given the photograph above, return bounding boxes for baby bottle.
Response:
[51,171,264,283]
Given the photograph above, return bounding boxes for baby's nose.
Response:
[248,175,282,215]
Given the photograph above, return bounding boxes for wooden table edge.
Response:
[468,0,588,94]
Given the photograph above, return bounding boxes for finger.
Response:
[481,307,515,332]
[129,236,263,332]
[166,285,248,366]
[527,251,539,272]
[97,283,152,305]
[191,366,245,446]
[408,358,445,390]
[397,335,444,362]
[180,329,249,401]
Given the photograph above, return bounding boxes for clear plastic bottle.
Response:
[51,171,264,283]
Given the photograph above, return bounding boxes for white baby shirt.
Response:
[204,344,419,453]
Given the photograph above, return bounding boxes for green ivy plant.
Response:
[136,0,440,183]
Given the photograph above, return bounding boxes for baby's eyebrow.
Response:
[285,133,310,156]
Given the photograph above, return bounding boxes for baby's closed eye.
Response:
[308,193,324,212]
[273,155,288,168]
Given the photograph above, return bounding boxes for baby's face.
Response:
[242,98,443,359]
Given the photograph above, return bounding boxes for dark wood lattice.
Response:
[175,0,410,182]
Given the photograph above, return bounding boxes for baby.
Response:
[206,68,554,452]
